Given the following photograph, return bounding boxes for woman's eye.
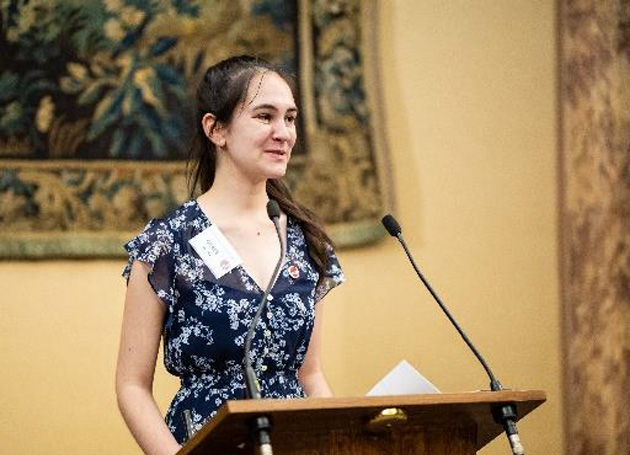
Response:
[257,113,272,122]
[285,116,297,124]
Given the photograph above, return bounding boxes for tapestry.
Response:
[0,0,392,258]
[558,0,630,454]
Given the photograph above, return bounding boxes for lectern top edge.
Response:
[220,389,546,415]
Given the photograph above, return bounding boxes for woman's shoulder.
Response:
[144,199,207,232]
[284,215,337,254]
[159,199,201,225]
[127,200,206,249]
[122,200,204,278]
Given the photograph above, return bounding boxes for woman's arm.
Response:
[116,261,181,455]
[298,303,334,397]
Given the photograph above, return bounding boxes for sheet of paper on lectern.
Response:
[367,360,441,396]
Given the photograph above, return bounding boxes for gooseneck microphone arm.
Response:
[381,214,525,455]
[381,216,501,390]
[242,200,285,455]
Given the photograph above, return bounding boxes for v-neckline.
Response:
[192,199,288,294]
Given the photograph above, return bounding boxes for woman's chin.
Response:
[263,163,289,180]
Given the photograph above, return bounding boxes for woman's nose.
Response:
[272,119,292,140]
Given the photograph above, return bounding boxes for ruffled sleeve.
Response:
[122,218,177,309]
[314,246,345,303]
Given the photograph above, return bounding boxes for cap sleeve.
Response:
[122,218,176,308]
[314,246,345,303]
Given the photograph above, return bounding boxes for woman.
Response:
[115,55,344,455]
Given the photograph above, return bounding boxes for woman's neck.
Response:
[197,166,270,224]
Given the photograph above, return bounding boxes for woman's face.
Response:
[218,71,298,183]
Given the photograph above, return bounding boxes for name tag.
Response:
[189,224,242,279]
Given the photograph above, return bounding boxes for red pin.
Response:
[288,264,300,279]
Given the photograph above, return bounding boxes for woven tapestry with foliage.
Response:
[0,0,391,258]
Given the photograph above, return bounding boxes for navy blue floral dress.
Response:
[122,200,344,444]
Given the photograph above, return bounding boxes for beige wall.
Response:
[0,1,561,454]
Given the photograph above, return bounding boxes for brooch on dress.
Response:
[288,264,300,279]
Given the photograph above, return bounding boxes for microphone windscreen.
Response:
[382,215,402,236]
[267,200,281,220]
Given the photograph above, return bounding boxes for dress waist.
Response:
[179,365,300,389]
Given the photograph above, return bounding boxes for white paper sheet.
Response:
[367,360,440,396]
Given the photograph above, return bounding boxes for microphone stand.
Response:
[242,201,286,455]
[382,215,526,455]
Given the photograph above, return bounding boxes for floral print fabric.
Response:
[122,200,344,443]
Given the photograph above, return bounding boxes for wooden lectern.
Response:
[176,390,545,455]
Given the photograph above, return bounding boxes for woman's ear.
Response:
[201,113,226,148]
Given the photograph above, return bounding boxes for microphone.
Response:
[382,214,525,455]
[266,199,281,220]
[381,214,401,236]
[242,200,285,455]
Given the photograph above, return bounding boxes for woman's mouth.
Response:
[265,149,287,157]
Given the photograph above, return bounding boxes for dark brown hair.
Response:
[187,55,332,280]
